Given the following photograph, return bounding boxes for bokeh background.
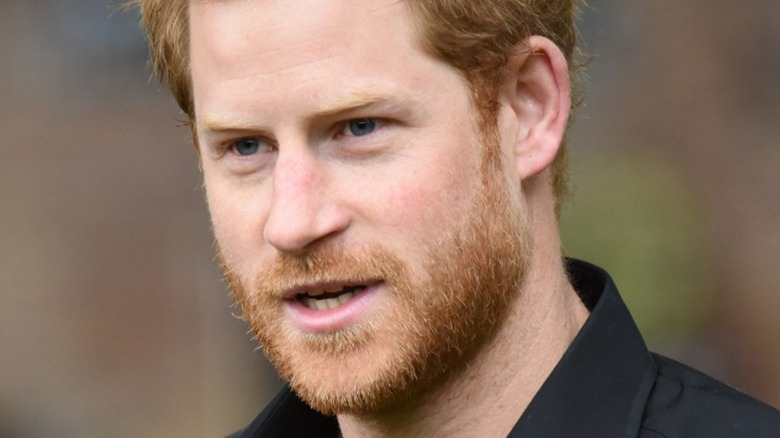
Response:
[1,1,778,436]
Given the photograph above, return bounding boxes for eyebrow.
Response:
[312,91,400,118]
[198,114,266,138]
[197,89,416,137]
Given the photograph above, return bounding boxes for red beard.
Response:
[224,130,531,415]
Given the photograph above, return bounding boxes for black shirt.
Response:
[229,260,780,437]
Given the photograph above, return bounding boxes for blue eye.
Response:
[347,119,377,137]
[233,138,262,156]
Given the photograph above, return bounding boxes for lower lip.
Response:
[284,283,381,333]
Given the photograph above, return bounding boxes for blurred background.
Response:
[1,0,778,436]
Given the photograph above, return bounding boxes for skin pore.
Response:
[189,0,590,436]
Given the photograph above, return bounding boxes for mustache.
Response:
[231,243,407,299]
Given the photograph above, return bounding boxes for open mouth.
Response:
[296,285,368,311]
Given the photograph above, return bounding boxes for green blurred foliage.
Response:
[561,151,715,347]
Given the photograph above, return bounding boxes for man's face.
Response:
[190,0,529,414]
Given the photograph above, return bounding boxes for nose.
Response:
[263,149,350,254]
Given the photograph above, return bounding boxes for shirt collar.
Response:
[508,259,656,437]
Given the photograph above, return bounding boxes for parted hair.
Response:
[129,0,584,208]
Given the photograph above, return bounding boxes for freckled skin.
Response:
[191,0,485,284]
[192,0,514,408]
[190,0,586,435]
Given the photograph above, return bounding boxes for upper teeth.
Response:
[304,292,356,310]
[301,286,366,310]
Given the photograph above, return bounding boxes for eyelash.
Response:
[226,137,274,157]
[337,118,383,138]
[220,117,388,157]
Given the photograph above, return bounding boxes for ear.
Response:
[500,36,571,181]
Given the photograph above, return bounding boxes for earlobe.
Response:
[503,36,571,181]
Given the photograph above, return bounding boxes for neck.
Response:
[337,210,590,438]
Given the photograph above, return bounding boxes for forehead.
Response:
[189,0,418,80]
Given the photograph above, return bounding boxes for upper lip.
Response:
[281,280,380,300]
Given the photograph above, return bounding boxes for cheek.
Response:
[204,176,270,271]
[381,185,430,225]
[361,162,477,240]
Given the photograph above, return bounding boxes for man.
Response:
[132,0,780,436]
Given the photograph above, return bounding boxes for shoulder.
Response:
[639,353,780,438]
